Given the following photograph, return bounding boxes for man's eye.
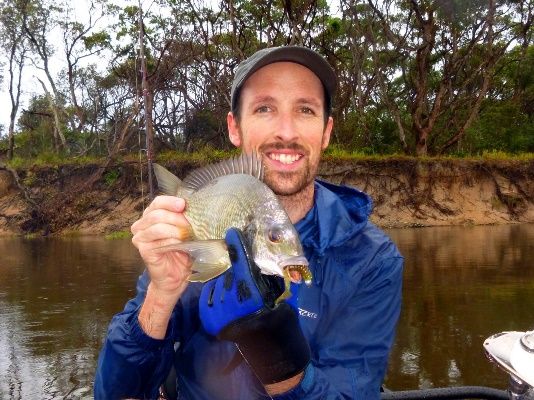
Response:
[301,107,315,114]
[256,106,271,113]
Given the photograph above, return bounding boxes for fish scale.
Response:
[185,175,268,240]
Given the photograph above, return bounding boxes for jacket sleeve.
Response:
[94,271,177,400]
[273,255,404,400]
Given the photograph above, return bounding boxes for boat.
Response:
[380,330,534,400]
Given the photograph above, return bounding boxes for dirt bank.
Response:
[0,158,532,236]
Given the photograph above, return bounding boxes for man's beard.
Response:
[263,159,317,196]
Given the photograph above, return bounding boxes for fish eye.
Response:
[268,225,284,243]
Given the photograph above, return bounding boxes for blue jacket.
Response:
[94,180,403,399]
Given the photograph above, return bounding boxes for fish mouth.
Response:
[280,256,312,286]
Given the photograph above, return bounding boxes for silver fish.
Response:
[152,152,312,302]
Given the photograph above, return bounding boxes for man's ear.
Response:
[322,116,333,150]
[227,112,241,147]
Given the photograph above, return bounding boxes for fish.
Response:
[152,152,312,302]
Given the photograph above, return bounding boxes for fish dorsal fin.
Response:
[183,152,264,191]
[153,163,184,196]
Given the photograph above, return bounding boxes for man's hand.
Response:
[199,228,310,390]
[131,195,193,338]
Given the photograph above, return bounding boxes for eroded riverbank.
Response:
[0,157,532,235]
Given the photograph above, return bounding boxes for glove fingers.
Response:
[213,269,233,304]
[225,229,256,281]
[199,279,219,336]
[199,279,217,306]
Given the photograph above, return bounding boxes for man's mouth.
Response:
[266,152,303,165]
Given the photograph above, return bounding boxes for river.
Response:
[0,224,533,399]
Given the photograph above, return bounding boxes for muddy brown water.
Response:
[0,224,533,399]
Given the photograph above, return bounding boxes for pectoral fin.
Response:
[154,240,231,282]
[189,264,231,282]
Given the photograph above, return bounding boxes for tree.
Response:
[364,0,522,155]
[20,0,67,152]
[0,0,29,159]
[2,0,533,158]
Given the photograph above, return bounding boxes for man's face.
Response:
[227,62,333,196]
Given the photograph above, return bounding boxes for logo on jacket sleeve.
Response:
[298,307,318,319]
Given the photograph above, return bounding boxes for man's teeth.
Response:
[269,153,301,164]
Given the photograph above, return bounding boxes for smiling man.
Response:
[95,46,404,400]
[228,60,332,223]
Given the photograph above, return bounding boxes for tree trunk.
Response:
[37,78,66,153]
[8,50,25,160]
[415,127,429,156]
[410,2,437,157]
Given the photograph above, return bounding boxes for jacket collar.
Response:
[295,180,372,254]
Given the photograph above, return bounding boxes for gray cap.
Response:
[231,46,337,114]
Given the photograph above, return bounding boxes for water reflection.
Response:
[384,224,534,391]
[0,237,143,399]
[0,225,533,398]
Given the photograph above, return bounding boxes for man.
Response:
[94,46,403,399]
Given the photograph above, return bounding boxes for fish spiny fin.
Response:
[153,163,184,196]
[182,152,264,191]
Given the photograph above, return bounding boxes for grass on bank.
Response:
[321,145,534,162]
[18,230,132,239]
[105,231,132,240]
[4,147,534,170]
[4,147,240,170]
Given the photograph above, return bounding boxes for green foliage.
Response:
[322,144,367,159]
[7,153,103,169]
[83,30,111,50]
[10,150,66,167]
[465,100,534,154]
[328,17,342,34]
[103,169,120,186]
[479,150,534,161]
[334,108,407,155]
[104,230,132,240]
[6,156,25,169]
[34,151,65,165]
[157,147,239,164]
[22,171,36,186]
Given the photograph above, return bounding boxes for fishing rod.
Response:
[138,0,155,200]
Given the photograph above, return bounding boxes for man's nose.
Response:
[274,111,298,142]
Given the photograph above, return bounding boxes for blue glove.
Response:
[199,228,310,384]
